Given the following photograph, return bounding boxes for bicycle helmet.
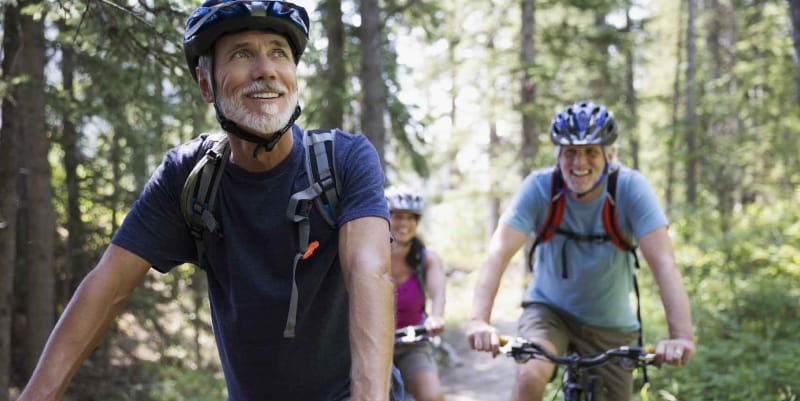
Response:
[386,188,425,216]
[183,0,309,156]
[549,101,618,146]
[184,0,310,82]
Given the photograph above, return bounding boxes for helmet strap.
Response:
[213,103,302,158]
[207,61,302,158]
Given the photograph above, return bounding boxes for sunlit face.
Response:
[558,144,612,196]
[390,211,419,244]
[212,31,298,136]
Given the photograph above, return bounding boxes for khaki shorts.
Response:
[518,302,639,401]
[393,341,438,383]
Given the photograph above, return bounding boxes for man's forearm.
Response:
[348,267,394,400]
[655,266,694,341]
[19,245,149,401]
[469,254,506,323]
[20,269,133,400]
[339,217,394,401]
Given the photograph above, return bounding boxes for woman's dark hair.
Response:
[405,236,426,270]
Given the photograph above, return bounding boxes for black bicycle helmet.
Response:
[386,187,425,216]
[549,101,618,146]
[184,0,310,81]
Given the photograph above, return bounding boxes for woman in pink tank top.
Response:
[387,187,447,401]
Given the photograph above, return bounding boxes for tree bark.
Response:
[323,0,346,129]
[359,0,387,168]
[0,4,23,399]
[519,0,537,175]
[685,0,698,207]
[624,5,640,170]
[788,0,800,105]
[666,0,686,214]
[16,0,56,378]
[57,37,89,303]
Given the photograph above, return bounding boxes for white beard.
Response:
[217,82,298,136]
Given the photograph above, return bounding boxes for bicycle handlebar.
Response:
[395,324,430,344]
[498,335,656,369]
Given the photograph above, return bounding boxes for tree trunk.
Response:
[58,37,88,303]
[323,0,346,129]
[519,0,537,175]
[624,5,640,170]
[0,3,23,399]
[359,0,387,168]
[666,0,686,214]
[788,0,800,105]
[489,120,500,236]
[685,0,698,207]
[17,0,56,378]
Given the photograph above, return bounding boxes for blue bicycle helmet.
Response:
[184,0,310,81]
[549,101,618,146]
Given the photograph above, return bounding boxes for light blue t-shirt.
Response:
[501,166,668,332]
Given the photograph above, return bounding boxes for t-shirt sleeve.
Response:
[334,133,389,226]
[111,140,203,273]
[621,170,669,240]
[500,170,550,235]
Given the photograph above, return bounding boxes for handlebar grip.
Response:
[498,335,511,346]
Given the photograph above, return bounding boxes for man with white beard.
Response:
[17,2,396,401]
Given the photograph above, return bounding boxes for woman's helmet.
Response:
[549,101,617,146]
[183,0,310,81]
[386,188,425,216]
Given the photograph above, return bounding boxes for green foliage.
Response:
[143,364,226,401]
[16,0,800,398]
[648,192,800,400]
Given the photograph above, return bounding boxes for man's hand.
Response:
[654,338,695,366]
[465,319,501,356]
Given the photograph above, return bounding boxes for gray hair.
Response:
[554,144,620,170]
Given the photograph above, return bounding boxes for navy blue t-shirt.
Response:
[112,126,389,401]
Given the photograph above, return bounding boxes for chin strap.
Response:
[574,162,609,199]
[214,104,302,158]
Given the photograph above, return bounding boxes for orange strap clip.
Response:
[301,241,320,260]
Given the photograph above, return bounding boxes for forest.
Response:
[1,0,799,400]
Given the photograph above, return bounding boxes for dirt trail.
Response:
[437,319,518,401]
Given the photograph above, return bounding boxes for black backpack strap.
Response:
[414,243,427,299]
[527,169,567,271]
[602,168,648,382]
[283,129,340,338]
[180,133,231,264]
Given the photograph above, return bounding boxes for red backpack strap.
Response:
[527,170,567,270]
[535,169,568,244]
[601,169,636,252]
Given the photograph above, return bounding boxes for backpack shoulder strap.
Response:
[601,169,636,253]
[180,133,231,261]
[306,129,341,226]
[602,168,647,381]
[414,245,427,298]
[527,169,567,270]
[286,129,341,228]
[282,128,340,339]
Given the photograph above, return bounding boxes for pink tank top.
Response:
[395,275,425,328]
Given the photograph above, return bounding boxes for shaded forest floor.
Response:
[437,318,518,401]
[432,266,526,401]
